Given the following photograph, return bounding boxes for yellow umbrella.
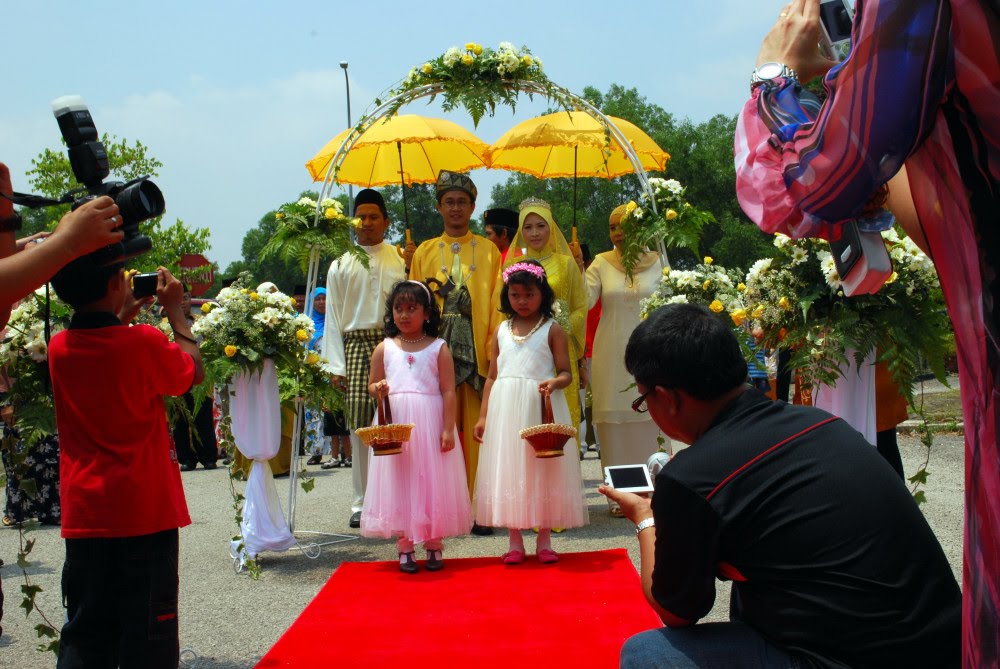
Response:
[485,111,669,179]
[306,114,489,186]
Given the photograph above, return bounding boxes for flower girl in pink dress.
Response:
[473,259,588,565]
[362,280,472,573]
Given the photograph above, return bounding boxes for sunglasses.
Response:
[631,388,654,413]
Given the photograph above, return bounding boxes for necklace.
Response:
[438,238,477,288]
[508,316,545,345]
[399,334,427,344]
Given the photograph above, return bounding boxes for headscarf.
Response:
[308,287,326,349]
[603,203,661,274]
[504,197,575,269]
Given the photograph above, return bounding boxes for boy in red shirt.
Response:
[49,257,204,669]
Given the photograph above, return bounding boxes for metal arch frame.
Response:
[286,78,670,542]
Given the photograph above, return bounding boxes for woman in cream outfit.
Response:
[585,204,667,516]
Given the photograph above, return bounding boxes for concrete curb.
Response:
[897,419,963,434]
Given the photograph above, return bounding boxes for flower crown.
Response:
[503,261,546,284]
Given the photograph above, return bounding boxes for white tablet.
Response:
[603,465,655,494]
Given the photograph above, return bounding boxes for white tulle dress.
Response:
[361,338,473,544]
[474,319,589,529]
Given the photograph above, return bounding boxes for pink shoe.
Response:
[537,548,559,564]
[501,549,525,565]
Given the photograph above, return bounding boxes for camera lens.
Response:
[117,179,165,225]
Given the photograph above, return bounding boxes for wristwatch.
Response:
[635,517,656,537]
[751,62,798,91]
[0,212,22,232]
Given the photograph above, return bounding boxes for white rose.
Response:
[297,197,317,208]
[443,47,461,67]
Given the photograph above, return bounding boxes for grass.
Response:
[909,388,963,425]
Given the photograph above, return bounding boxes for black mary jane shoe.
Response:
[425,549,445,572]
[399,552,419,574]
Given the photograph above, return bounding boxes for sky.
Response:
[3,0,787,271]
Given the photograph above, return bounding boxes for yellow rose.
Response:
[737,282,746,292]
[471,44,483,55]
[465,42,477,51]
[275,212,285,220]
[324,207,339,220]
[730,308,747,327]
[702,279,712,290]
[662,267,671,277]
[250,292,259,300]
[296,329,309,342]
[709,300,724,313]
[752,304,765,319]
[703,256,713,265]
[665,209,678,220]
[306,352,320,365]
[625,200,637,214]
[200,303,212,314]
[224,345,238,358]
[349,217,362,229]
[778,296,792,310]
[461,54,474,66]
[522,55,533,66]
[421,62,433,74]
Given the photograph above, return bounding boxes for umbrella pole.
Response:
[397,141,411,236]
[572,145,579,244]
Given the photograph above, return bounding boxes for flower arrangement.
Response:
[0,288,71,445]
[192,276,340,409]
[641,257,746,326]
[618,178,716,279]
[742,231,950,398]
[392,42,562,126]
[260,196,367,274]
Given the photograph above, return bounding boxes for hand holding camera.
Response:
[52,196,125,259]
[756,0,838,84]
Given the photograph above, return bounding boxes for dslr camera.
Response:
[51,95,164,266]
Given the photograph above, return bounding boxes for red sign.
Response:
[177,253,215,297]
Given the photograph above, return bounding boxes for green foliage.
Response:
[260,195,365,275]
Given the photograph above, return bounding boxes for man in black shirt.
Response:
[600,303,960,668]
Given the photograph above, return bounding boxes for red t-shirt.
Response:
[49,317,194,539]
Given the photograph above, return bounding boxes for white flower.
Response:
[320,198,341,213]
[253,307,284,327]
[498,41,516,53]
[25,338,47,362]
[404,67,417,85]
[294,314,314,330]
[533,56,543,71]
[747,258,773,281]
[443,47,461,67]
[296,196,317,208]
[663,179,683,195]
[667,295,689,304]
[633,207,645,220]
[773,234,792,249]
[816,251,842,289]
[790,246,809,265]
[552,301,562,316]
[498,52,520,75]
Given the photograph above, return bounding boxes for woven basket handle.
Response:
[540,392,554,424]
[376,395,393,425]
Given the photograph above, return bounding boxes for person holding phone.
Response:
[602,303,959,668]
[735,1,1000,658]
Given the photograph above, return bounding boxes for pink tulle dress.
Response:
[474,319,589,530]
[361,338,473,544]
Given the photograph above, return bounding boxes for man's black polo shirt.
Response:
[651,389,959,668]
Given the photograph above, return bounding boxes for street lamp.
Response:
[340,61,353,209]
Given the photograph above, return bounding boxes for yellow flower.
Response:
[250,292,259,300]
[662,267,671,277]
[737,282,746,292]
[665,209,678,220]
[461,54,474,66]
[240,289,249,294]
[421,62,433,74]
[289,297,297,305]
[349,217,362,229]
[702,279,712,290]
[324,207,339,220]
[200,302,213,314]
[522,55,533,66]
[275,212,285,220]
[306,351,320,365]
[778,296,792,310]
[224,345,238,358]
[885,271,898,284]
[730,308,747,327]
[703,256,713,265]
[296,329,309,342]
[752,304,765,319]
[471,43,483,55]
[625,200,637,214]
[709,300,724,313]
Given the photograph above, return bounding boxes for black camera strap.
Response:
[0,190,73,209]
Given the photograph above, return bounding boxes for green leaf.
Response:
[912,490,927,505]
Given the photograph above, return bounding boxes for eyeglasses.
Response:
[441,198,471,209]
[631,388,654,413]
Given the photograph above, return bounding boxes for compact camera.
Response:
[131,272,159,299]
[51,95,164,266]
[819,0,855,62]
[829,220,893,296]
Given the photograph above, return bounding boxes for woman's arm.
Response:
[540,323,573,393]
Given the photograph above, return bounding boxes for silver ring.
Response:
[111,215,118,224]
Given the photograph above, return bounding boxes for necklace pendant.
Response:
[450,242,461,254]
[470,264,476,271]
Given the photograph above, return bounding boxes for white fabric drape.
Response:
[228,358,296,564]
[812,348,877,446]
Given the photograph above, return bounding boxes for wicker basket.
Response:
[355,395,414,456]
[519,393,577,458]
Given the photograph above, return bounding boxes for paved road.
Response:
[0,431,964,668]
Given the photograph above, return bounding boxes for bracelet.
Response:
[635,517,656,537]
[173,331,199,346]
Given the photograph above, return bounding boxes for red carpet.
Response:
[256,548,661,667]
